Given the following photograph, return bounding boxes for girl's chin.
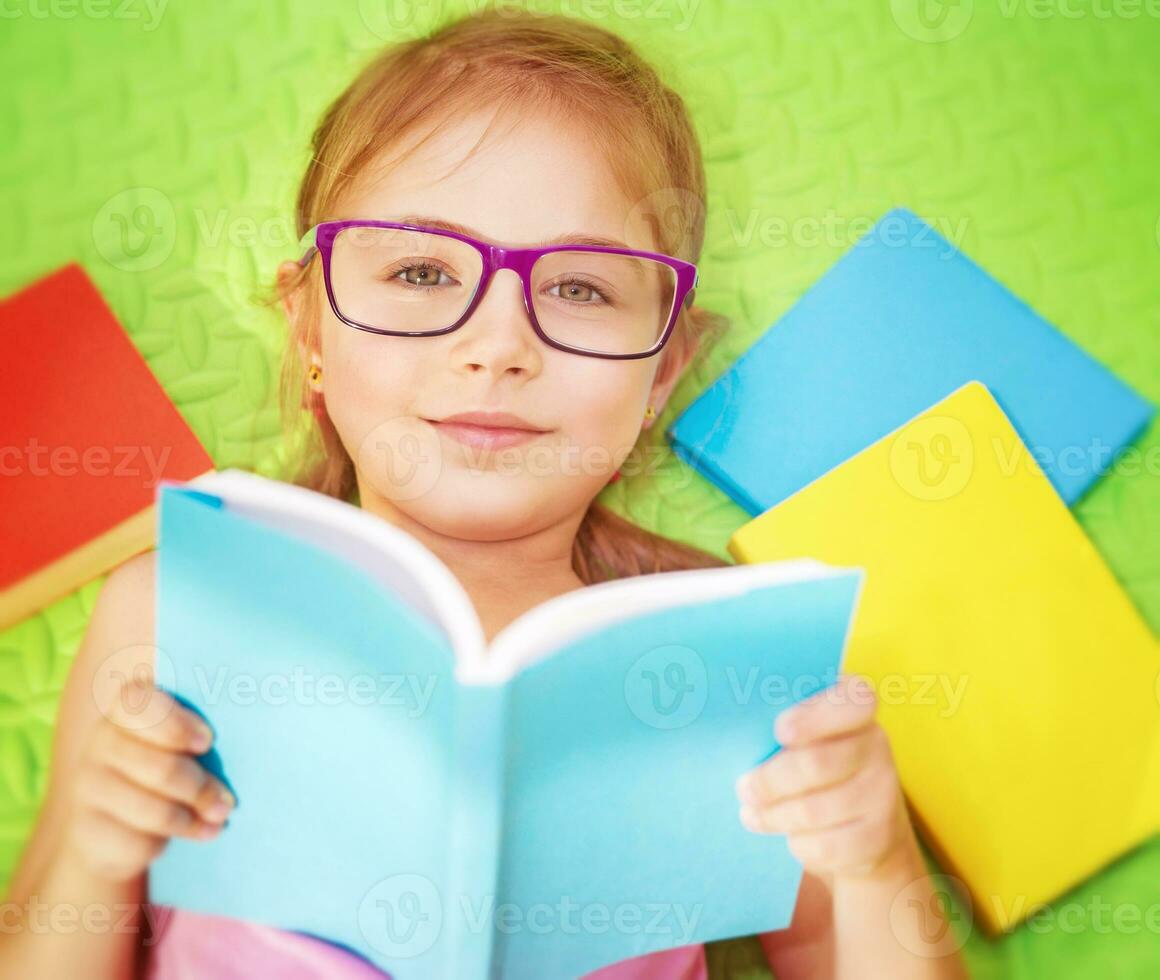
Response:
[389,477,582,533]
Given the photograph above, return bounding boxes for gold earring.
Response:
[308,364,322,385]
[644,405,656,421]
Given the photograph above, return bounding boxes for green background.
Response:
[1,1,1157,977]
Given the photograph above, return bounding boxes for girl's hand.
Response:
[62,675,236,883]
[735,674,909,878]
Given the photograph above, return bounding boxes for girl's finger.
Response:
[77,764,224,841]
[106,679,214,754]
[68,806,169,882]
[737,725,883,806]
[774,674,877,746]
[740,763,882,835]
[784,811,901,876]
[102,728,235,824]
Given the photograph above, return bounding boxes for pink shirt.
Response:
[144,905,715,979]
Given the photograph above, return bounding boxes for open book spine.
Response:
[444,682,509,978]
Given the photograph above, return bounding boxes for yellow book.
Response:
[728,381,1159,934]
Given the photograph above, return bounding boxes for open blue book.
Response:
[668,207,1154,514]
[147,469,863,979]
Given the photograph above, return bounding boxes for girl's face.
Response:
[284,108,692,542]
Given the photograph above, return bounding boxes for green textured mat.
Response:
[1,3,1157,977]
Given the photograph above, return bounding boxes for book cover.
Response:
[668,207,1154,514]
[728,381,1160,934]
[148,470,865,979]
[0,263,214,628]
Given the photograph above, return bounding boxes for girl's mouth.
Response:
[424,418,547,450]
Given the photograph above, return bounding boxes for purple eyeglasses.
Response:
[295,219,698,360]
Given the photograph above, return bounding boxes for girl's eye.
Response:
[397,264,452,288]
[549,279,608,304]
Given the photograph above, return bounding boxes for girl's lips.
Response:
[426,419,546,450]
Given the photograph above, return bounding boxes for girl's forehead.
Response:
[338,110,661,253]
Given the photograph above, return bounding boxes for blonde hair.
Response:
[272,7,730,583]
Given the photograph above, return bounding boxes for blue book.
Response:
[668,207,1154,514]
[149,468,864,980]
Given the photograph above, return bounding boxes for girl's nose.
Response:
[448,268,542,375]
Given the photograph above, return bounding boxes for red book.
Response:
[0,264,215,628]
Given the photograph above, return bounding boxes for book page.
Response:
[493,566,864,974]
[152,482,465,978]
[184,470,486,660]
[476,557,853,684]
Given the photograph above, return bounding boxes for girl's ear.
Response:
[295,338,324,389]
[276,259,305,325]
[645,331,699,427]
[281,259,323,391]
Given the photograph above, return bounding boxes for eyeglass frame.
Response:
[295,219,699,360]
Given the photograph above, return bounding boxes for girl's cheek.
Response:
[570,402,650,479]
[331,334,423,416]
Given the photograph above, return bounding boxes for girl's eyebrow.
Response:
[397,213,631,250]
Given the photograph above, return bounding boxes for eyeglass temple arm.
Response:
[296,225,319,267]
[683,281,697,309]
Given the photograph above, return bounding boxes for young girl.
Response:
[1,10,967,980]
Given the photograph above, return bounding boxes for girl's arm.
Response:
[828,820,968,979]
[0,554,156,979]
[0,845,147,979]
[0,551,231,980]
[738,675,969,980]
